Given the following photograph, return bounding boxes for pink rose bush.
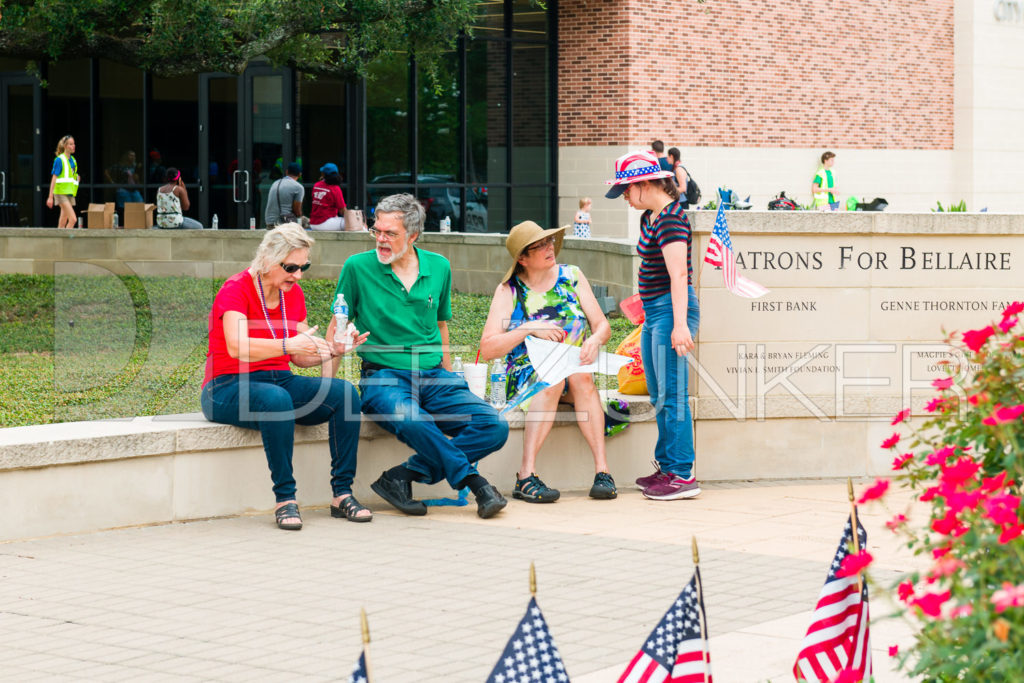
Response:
[868,302,1024,679]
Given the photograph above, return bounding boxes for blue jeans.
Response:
[201,371,362,502]
[640,287,700,478]
[359,367,509,488]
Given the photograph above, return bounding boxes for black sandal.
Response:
[275,502,303,531]
[331,495,373,523]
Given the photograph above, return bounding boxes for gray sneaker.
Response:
[642,474,701,500]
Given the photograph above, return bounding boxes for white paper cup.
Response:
[464,363,488,399]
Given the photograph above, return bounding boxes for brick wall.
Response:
[558,0,954,149]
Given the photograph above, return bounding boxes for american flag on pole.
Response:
[618,567,712,683]
[793,515,872,682]
[486,596,570,683]
[703,204,769,298]
[348,651,368,683]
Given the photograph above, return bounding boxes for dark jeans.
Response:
[359,367,509,488]
[201,371,362,502]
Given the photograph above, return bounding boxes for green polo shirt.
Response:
[335,247,453,370]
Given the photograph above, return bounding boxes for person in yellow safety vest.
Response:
[47,135,80,228]
[811,151,839,210]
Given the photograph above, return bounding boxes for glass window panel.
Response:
[6,84,35,226]
[472,0,505,35]
[251,73,284,227]
[417,52,459,179]
[464,186,490,233]
[513,0,548,39]
[150,74,198,186]
[510,186,551,229]
[45,59,90,202]
[367,55,411,183]
[365,185,414,226]
[298,75,347,187]
[511,43,549,184]
[416,184,464,233]
[98,60,144,212]
[207,77,238,230]
[467,40,507,184]
[481,185,507,233]
[0,57,28,71]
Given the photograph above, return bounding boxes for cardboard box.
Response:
[86,202,115,229]
[124,202,156,229]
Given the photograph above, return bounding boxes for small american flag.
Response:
[793,515,872,682]
[348,651,368,683]
[703,204,769,298]
[487,597,570,683]
[619,567,712,683]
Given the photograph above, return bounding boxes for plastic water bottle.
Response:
[112,213,119,230]
[440,215,451,233]
[452,355,464,379]
[489,358,507,408]
[249,217,256,230]
[211,214,219,230]
[332,293,349,344]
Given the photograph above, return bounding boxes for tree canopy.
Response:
[0,0,478,78]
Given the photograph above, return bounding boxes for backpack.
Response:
[678,165,701,206]
[768,191,798,211]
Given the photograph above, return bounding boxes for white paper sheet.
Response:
[524,336,633,385]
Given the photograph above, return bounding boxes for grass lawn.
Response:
[0,274,634,428]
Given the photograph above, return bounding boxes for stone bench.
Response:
[0,395,658,542]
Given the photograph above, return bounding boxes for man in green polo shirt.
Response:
[327,193,509,519]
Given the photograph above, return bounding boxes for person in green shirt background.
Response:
[811,151,840,210]
[327,193,510,520]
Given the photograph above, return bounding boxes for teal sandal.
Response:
[513,474,560,503]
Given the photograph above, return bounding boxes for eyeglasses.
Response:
[526,236,556,252]
[280,261,311,274]
[368,226,403,242]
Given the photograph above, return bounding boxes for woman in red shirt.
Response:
[309,162,347,231]
[200,223,369,530]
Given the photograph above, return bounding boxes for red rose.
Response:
[962,325,995,352]
[858,479,890,504]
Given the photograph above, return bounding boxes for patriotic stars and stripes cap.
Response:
[605,149,675,199]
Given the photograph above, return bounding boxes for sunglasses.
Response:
[280,261,311,274]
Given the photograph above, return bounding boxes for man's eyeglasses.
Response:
[368,226,402,242]
[526,236,556,252]
[280,261,312,274]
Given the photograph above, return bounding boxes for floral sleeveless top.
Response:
[503,264,589,402]
[156,189,183,228]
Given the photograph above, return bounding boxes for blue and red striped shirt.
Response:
[637,199,692,301]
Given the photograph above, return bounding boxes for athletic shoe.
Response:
[643,474,701,501]
[635,461,666,489]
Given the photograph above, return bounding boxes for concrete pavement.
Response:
[0,479,927,682]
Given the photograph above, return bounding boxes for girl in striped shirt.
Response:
[605,150,701,501]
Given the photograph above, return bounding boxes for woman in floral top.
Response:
[478,221,614,503]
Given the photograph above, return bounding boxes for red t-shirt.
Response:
[310,181,346,225]
[203,270,308,386]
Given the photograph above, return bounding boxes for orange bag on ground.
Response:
[615,325,648,395]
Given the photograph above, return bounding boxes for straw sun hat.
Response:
[502,221,565,282]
